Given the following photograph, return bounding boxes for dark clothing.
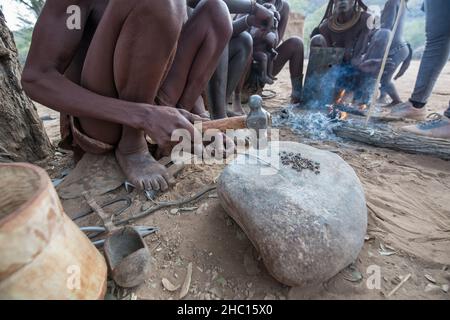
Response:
[409,0,450,118]
[379,0,411,101]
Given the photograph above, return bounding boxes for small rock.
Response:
[441,284,449,293]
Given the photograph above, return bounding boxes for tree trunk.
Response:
[0,10,52,162]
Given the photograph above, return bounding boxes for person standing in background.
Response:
[387,0,450,139]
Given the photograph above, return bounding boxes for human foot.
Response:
[401,113,450,139]
[116,147,171,191]
[227,109,245,117]
[387,101,426,120]
[231,96,246,115]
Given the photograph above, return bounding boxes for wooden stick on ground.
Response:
[387,273,411,297]
[115,185,217,225]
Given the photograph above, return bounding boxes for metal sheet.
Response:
[302,47,345,109]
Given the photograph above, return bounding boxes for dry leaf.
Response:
[162,278,181,292]
[342,265,363,283]
[179,263,193,299]
[379,243,396,256]
[424,274,436,284]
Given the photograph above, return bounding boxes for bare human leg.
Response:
[158,0,233,113]
[229,32,253,115]
[272,36,304,103]
[254,51,273,85]
[80,0,185,191]
[207,45,230,119]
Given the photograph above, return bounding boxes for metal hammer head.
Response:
[246,95,271,132]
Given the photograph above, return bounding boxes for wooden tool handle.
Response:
[200,116,247,132]
[83,192,115,232]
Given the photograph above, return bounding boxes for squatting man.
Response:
[22,0,277,193]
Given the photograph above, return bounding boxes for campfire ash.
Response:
[273,107,341,140]
[273,91,371,141]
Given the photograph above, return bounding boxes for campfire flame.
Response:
[327,90,368,122]
[339,112,348,121]
[335,89,346,105]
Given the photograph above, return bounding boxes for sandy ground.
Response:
[35,60,450,300]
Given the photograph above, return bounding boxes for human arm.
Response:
[22,0,202,148]
[232,16,251,35]
[350,18,372,68]
[277,0,289,41]
[225,0,274,30]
